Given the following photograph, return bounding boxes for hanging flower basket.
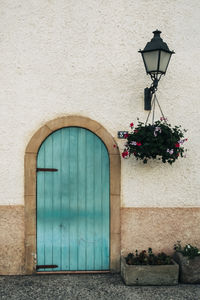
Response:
[122,94,188,165]
[122,93,187,165]
[122,118,187,165]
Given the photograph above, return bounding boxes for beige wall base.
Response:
[121,207,200,255]
[0,206,25,275]
[1,206,200,275]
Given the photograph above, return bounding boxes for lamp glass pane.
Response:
[159,51,171,73]
[143,50,159,73]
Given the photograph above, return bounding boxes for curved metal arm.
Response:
[144,74,162,110]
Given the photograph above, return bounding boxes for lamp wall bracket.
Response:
[144,88,152,110]
[144,76,161,110]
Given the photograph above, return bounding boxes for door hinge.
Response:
[37,168,58,172]
[36,265,58,270]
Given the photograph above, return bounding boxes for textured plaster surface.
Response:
[121,208,200,256]
[0,0,200,206]
[0,206,25,275]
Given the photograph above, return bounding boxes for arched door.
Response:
[36,127,110,272]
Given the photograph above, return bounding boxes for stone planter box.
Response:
[121,257,179,286]
[173,252,200,283]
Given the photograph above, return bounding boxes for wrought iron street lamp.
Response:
[139,30,175,110]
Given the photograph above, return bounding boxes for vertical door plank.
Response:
[52,130,62,271]
[94,138,102,270]
[43,136,53,270]
[86,131,95,270]
[101,144,110,269]
[77,128,87,270]
[37,144,45,271]
[61,128,70,270]
[69,128,78,270]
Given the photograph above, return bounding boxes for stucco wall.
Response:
[0,206,25,274]
[0,0,200,208]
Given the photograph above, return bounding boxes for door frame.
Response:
[24,116,121,274]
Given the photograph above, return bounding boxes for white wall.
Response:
[0,0,200,206]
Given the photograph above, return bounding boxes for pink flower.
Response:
[175,143,180,148]
[122,150,129,158]
[130,122,134,128]
[160,117,168,121]
[179,138,188,144]
[154,127,162,137]
[167,149,174,155]
[124,133,129,138]
[136,142,142,146]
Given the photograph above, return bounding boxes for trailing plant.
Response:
[125,248,173,265]
[122,118,187,165]
[174,241,200,259]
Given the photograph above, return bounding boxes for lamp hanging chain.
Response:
[145,94,156,125]
[155,94,167,124]
[152,94,156,124]
[145,93,167,125]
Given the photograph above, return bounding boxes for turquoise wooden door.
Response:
[36,127,110,271]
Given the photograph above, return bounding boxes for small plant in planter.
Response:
[122,118,187,165]
[121,248,179,286]
[126,248,173,265]
[173,241,200,283]
[174,241,200,259]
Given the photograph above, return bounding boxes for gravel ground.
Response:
[0,274,200,300]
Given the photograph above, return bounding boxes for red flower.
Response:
[134,130,138,133]
[136,142,142,146]
[175,143,180,148]
[122,150,129,158]
[113,144,116,148]
[130,122,134,128]
[124,133,129,138]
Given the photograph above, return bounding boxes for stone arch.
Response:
[24,115,121,274]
